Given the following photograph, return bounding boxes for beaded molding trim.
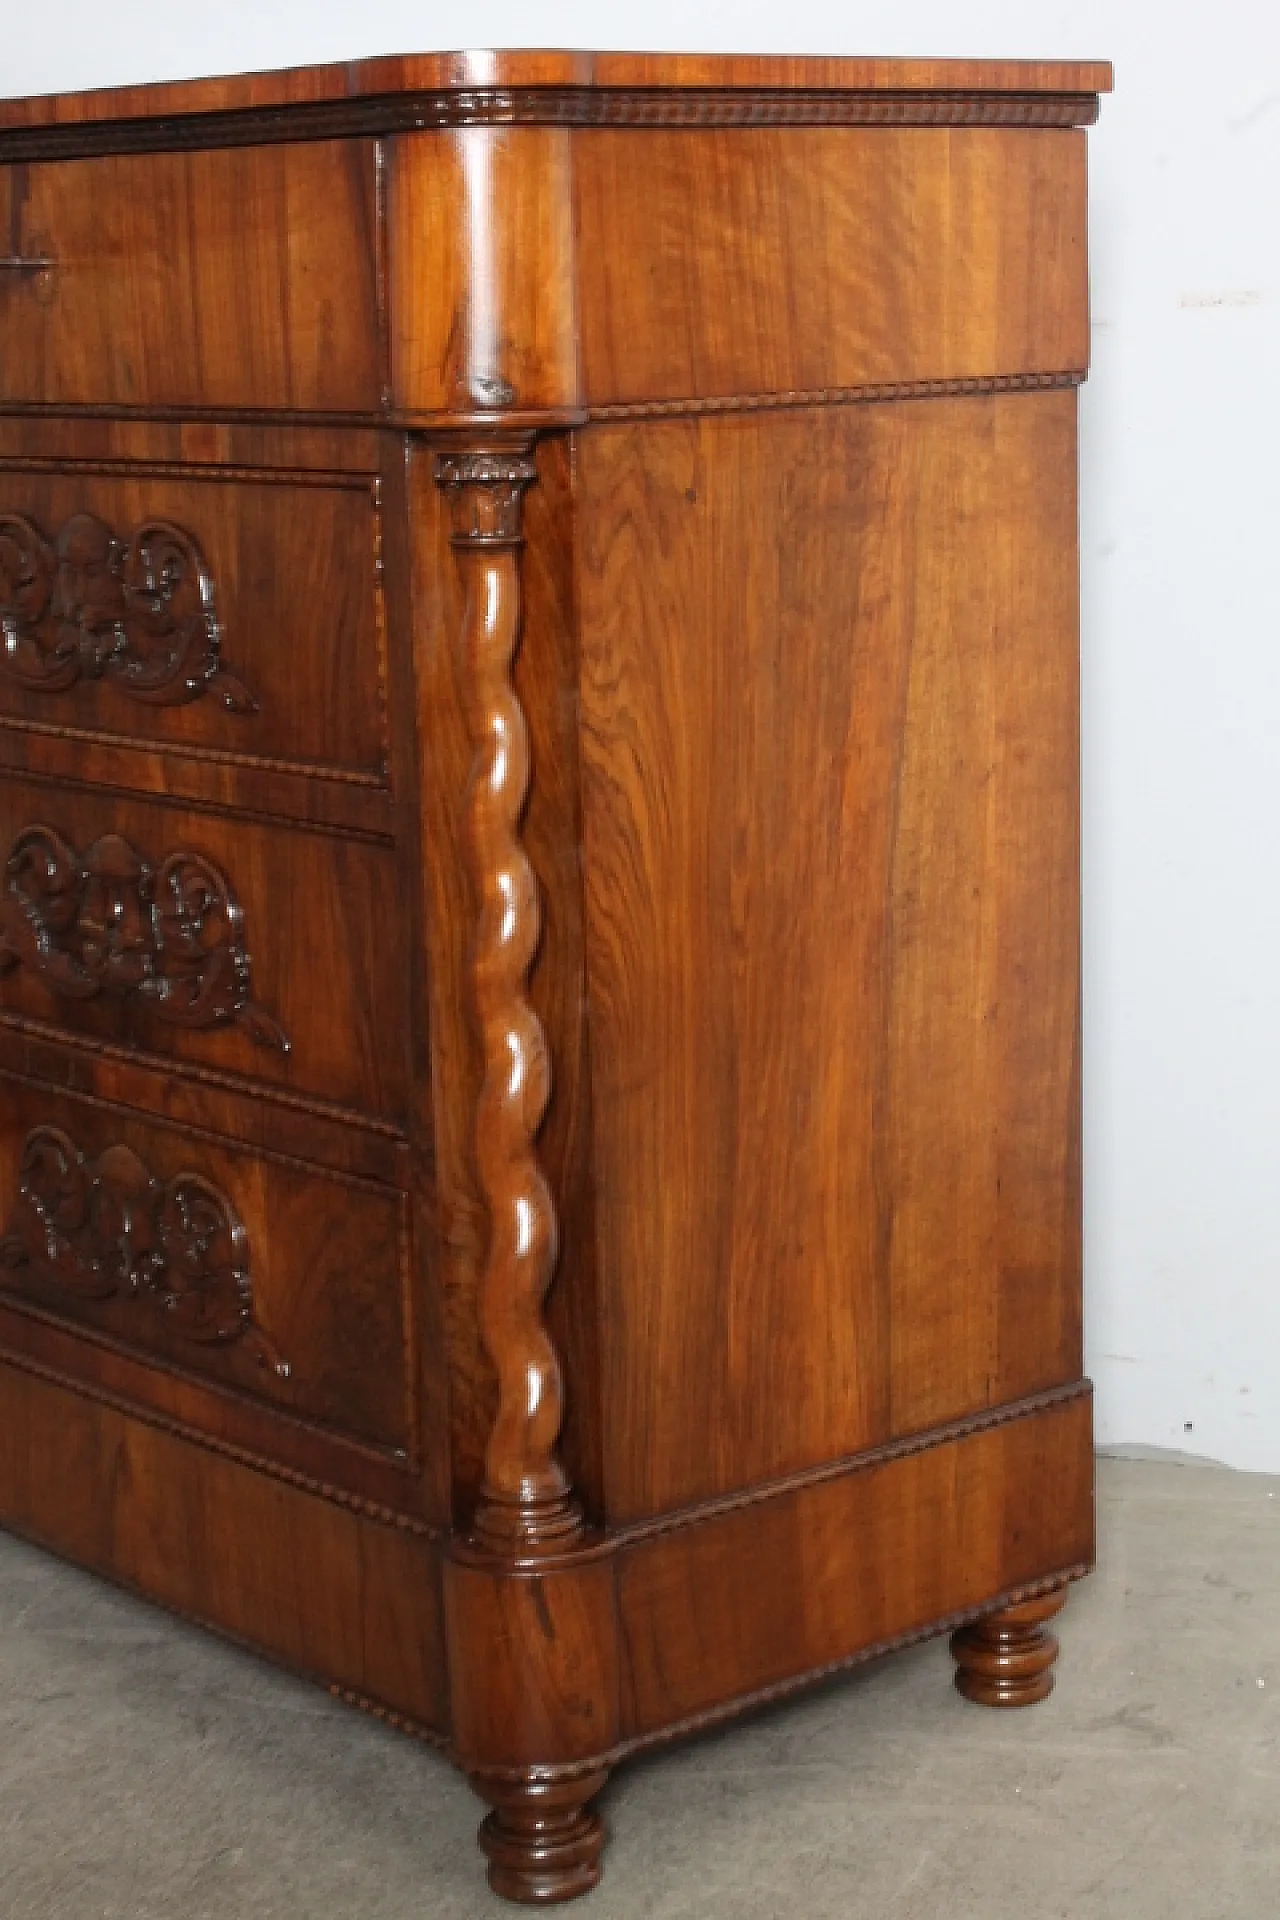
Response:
[0,88,1102,163]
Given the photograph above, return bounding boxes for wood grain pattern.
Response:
[433,442,580,1554]
[445,1550,620,1770]
[0,143,380,410]
[390,129,580,419]
[0,1293,428,1529]
[0,415,386,473]
[0,466,387,787]
[0,822,288,1052]
[0,506,254,712]
[574,128,1088,408]
[403,434,601,1522]
[0,1348,448,1728]
[0,1077,413,1458]
[0,427,394,837]
[0,51,1113,137]
[385,445,492,1520]
[0,92,1107,172]
[884,392,1082,1436]
[615,1390,1091,1738]
[0,1120,285,1373]
[0,716,394,842]
[0,1341,1089,1777]
[576,391,1082,1521]
[0,50,1105,1906]
[0,778,408,1119]
[0,1025,402,1184]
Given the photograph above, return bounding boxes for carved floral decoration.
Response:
[0,509,255,712]
[0,825,289,1052]
[0,1123,288,1375]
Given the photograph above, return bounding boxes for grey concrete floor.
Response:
[0,1455,1275,1919]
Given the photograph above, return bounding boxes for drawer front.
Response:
[0,142,381,412]
[0,1078,413,1459]
[0,464,387,792]
[0,779,407,1121]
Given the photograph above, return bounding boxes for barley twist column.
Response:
[434,439,581,1557]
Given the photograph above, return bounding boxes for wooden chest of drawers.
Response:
[0,49,1110,1903]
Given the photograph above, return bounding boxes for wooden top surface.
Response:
[0,49,1113,131]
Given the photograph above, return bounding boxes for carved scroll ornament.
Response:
[0,1124,288,1375]
[434,441,581,1555]
[0,509,255,712]
[0,824,288,1051]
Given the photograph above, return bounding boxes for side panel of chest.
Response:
[575,391,1082,1522]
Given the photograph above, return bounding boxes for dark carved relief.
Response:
[0,825,289,1051]
[0,1124,288,1375]
[0,509,256,712]
[435,449,539,546]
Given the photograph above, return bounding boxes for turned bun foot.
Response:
[475,1770,609,1905]
[950,1588,1067,1708]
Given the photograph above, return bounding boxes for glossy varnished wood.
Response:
[0,1356,1089,1756]
[0,1349,448,1723]
[0,52,1114,137]
[0,413,394,834]
[950,1587,1068,1706]
[0,1019,403,1184]
[390,131,580,419]
[403,434,602,1520]
[575,391,1081,1521]
[0,777,408,1119]
[0,459,389,790]
[574,128,1089,408]
[432,439,580,1554]
[613,1390,1091,1736]
[0,143,381,410]
[0,48,1107,1908]
[0,1075,415,1459]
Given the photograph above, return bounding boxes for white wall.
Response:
[6,4,1280,1473]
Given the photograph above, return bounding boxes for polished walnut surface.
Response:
[0,49,1113,133]
[0,50,1109,1905]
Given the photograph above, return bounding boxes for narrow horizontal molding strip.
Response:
[612,1378,1093,1547]
[0,710,390,793]
[590,369,1087,423]
[0,87,1102,160]
[0,455,378,488]
[0,754,394,846]
[0,1010,405,1139]
[0,404,391,430]
[0,372,1087,435]
[0,1058,403,1193]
